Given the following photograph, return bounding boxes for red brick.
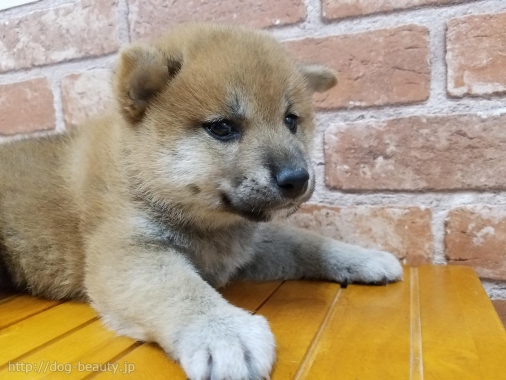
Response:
[446,206,506,280]
[0,0,120,73]
[323,0,469,20]
[285,25,430,110]
[325,114,506,191]
[0,78,55,136]
[61,70,114,128]
[290,204,433,265]
[447,12,506,97]
[128,0,307,40]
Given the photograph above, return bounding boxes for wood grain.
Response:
[0,266,504,379]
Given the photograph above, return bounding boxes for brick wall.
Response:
[1,0,506,302]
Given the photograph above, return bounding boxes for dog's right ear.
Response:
[299,64,337,93]
[114,44,182,124]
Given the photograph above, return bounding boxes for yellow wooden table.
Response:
[0,266,505,379]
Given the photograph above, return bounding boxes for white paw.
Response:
[324,243,403,285]
[350,249,404,284]
[174,307,275,380]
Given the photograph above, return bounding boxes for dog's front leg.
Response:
[236,223,403,284]
[85,229,275,380]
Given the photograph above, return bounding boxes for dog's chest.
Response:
[191,235,255,287]
[135,215,257,287]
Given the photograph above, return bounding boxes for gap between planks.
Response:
[410,267,424,380]
[294,267,425,380]
[293,286,343,380]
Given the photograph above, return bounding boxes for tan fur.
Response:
[0,24,401,379]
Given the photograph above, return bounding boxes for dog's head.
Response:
[115,24,336,226]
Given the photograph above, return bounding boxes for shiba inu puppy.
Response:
[0,24,402,379]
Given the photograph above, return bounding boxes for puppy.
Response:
[0,23,402,379]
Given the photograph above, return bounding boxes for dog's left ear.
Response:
[114,44,182,123]
[299,64,338,93]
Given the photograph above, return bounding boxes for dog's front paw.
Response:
[325,244,403,285]
[174,307,275,380]
[350,249,403,284]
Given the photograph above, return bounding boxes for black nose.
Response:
[275,168,310,198]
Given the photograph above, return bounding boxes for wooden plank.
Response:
[1,266,504,380]
[297,267,412,380]
[0,319,136,380]
[220,281,282,312]
[92,343,185,380]
[257,281,340,379]
[449,266,506,379]
[418,265,485,380]
[0,295,60,329]
[42,338,138,380]
[0,302,97,366]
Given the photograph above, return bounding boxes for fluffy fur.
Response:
[0,24,402,380]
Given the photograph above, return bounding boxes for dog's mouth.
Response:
[220,193,275,222]
[219,177,314,222]
[236,209,271,222]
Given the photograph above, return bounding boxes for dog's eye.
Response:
[285,114,298,133]
[205,120,239,141]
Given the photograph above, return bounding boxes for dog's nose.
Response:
[275,168,309,198]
